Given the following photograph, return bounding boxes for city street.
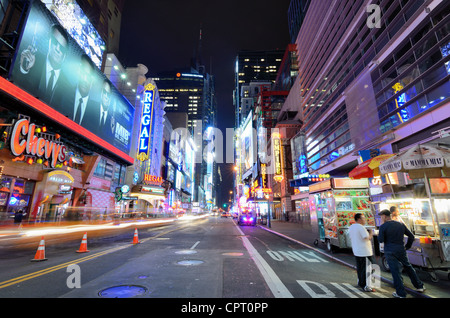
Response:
[0,215,434,299]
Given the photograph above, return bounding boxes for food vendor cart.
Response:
[309,178,375,252]
[377,143,450,281]
[377,194,450,282]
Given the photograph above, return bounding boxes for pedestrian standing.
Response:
[378,209,425,298]
[348,213,376,292]
[390,206,406,225]
[14,210,24,225]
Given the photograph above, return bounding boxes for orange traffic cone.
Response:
[132,228,140,244]
[31,236,47,262]
[76,232,89,253]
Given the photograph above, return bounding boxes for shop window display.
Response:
[0,176,35,223]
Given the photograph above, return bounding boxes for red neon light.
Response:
[0,77,133,164]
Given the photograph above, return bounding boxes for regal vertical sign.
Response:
[137,83,156,162]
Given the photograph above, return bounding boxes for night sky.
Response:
[119,0,292,207]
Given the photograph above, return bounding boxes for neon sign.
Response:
[137,83,155,162]
[10,118,67,168]
[392,83,409,122]
[272,133,283,182]
[143,174,163,185]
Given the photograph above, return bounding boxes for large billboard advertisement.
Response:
[10,1,134,154]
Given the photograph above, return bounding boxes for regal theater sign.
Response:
[10,118,67,168]
[137,83,156,162]
[143,174,163,186]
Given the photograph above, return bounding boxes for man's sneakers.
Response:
[364,286,375,292]
[392,285,425,298]
[416,286,426,293]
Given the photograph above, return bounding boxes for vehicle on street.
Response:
[221,211,230,218]
[237,208,256,226]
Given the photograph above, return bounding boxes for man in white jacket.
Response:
[348,213,375,292]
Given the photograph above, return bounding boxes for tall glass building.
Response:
[281,0,450,176]
[152,69,218,208]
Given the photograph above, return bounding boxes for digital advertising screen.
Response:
[10,1,134,154]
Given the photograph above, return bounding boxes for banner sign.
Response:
[137,83,156,162]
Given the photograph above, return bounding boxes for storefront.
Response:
[0,1,135,224]
[130,175,167,217]
[32,170,74,222]
[0,174,35,224]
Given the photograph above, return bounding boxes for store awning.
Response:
[130,184,166,204]
[130,193,165,204]
[379,143,450,179]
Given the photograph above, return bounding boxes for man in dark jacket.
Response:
[378,209,425,298]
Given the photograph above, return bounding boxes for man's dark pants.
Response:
[355,256,375,288]
[385,249,423,297]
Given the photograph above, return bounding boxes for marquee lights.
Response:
[137,83,155,162]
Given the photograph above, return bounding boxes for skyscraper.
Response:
[234,49,285,128]
[152,28,218,210]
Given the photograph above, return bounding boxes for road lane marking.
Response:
[235,225,293,298]
[297,280,335,298]
[330,282,358,298]
[342,283,371,298]
[190,241,200,250]
[0,245,127,289]
[266,250,329,263]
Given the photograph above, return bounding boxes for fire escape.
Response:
[0,0,29,77]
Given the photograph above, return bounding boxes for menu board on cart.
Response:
[333,189,375,234]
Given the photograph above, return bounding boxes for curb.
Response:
[258,224,432,298]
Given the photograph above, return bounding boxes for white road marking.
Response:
[235,225,293,298]
[190,241,200,250]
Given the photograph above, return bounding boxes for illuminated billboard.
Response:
[10,1,133,154]
[40,0,105,69]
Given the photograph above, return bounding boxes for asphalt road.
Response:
[0,216,421,299]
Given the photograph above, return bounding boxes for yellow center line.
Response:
[0,223,192,289]
[0,245,127,289]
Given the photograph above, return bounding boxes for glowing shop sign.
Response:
[392,83,409,122]
[143,174,164,185]
[272,133,283,182]
[137,83,156,162]
[10,118,67,168]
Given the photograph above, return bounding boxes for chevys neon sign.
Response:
[10,118,67,168]
[137,83,156,162]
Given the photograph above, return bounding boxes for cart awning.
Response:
[349,154,394,179]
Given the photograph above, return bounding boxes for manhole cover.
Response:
[175,250,197,255]
[222,252,244,256]
[177,260,204,266]
[98,285,147,298]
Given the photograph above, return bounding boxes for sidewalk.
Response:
[258,219,450,298]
